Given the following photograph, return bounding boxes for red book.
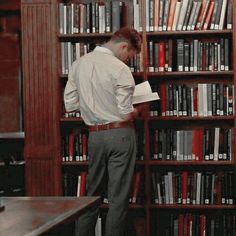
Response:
[82,133,87,161]
[199,215,206,236]
[160,84,167,116]
[158,41,165,72]
[181,171,188,204]
[79,172,87,196]
[178,214,184,236]
[68,130,75,162]
[132,172,141,204]
[167,0,177,31]
[198,129,204,161]
[203,1,215,30]
[186,214,193,236]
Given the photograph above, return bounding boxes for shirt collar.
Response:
[94,46,114,56]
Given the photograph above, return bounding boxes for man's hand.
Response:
[123,103,149,122]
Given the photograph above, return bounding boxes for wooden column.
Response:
[21,0,61,196]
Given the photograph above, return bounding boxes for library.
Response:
[0,0,235,235]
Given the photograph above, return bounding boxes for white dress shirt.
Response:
[64,46,135,125]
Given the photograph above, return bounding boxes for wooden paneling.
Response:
[21,0,61,195]
[0,0,20,11]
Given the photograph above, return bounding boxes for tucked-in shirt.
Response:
[64,46,135,125]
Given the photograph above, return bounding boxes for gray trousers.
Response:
[76,127,136,236]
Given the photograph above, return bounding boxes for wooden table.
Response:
[0,196,101,236]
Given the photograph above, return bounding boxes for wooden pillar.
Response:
[21,0,61,196]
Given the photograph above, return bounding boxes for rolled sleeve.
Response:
[64,66,80,112]
[116,67,135,117]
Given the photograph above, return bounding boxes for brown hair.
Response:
[111,27,142,53]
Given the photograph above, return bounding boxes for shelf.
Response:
[59,32,113,41]
[0,132,24,140]
[148,160,235,166]
[60,117,83,122]
[0,132,24,154]
[62,161,89,166]
[101,203,145,209]
[62,160,145,166]
[149,116,235,121]
[146,29,233,37]
[149,204,236,210]
[147,70,234,78]
[60,71,144,80]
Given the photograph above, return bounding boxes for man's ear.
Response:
[120,41,129,50]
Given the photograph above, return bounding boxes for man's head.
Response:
[107,27,142,63]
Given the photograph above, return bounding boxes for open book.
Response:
[132,81,160,105]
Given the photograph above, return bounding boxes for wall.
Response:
[0,0,21,132]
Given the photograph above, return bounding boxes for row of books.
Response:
[156,83,234,117]
[63,171,144,204]
[61,42,144,74]
[146,0,232,32]
[59,1,137,35]
[150,128,232,161]
[62,128,144,162]
[63,172,87,197]
[154,213,236,236]
[148,38,230,73]
[151,171,234,205]
[62,130,88,162]
[61,42,95,74]
[176,38,229,72]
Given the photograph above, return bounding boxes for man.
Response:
[64,27,144,236]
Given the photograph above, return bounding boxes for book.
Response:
[133,81,160,105]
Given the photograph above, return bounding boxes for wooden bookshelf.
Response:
[21,0,236,235]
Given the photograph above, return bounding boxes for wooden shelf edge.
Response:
[146,29,233,36]
[62,161,89,166]
[0,132,25,140]
[149,204,236,210]
[149,116,235,121]
[147,70,234,77]
[101,203,145,209]
[148,160,235,166]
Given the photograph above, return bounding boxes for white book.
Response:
[172,1,181,31]
[146,0,150,31]
[196,172,202,205]
[187,1,197,30]
[219,0,227,29]
[77,175,81,196]
[177,0,190,30]
[214,128,220,160]
[95,217,102,236]
[133,81,160,104]
[168,172,174,204]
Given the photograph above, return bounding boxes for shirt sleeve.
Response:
[115,66,135,117]
[64,63,80,112]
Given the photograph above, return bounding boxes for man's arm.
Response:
[64,65,80,112]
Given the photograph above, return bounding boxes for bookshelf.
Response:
[0,132,25,196]
[21,0,235,235]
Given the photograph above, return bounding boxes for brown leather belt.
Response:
[88,121,134,132]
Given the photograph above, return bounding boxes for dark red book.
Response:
[158,41,165,72]
[181,171,188,204]
[178,214,184,236]
[79,172,87,196]
[68,130,75,161]
[132,172,141,204]
[160,84,167,116]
